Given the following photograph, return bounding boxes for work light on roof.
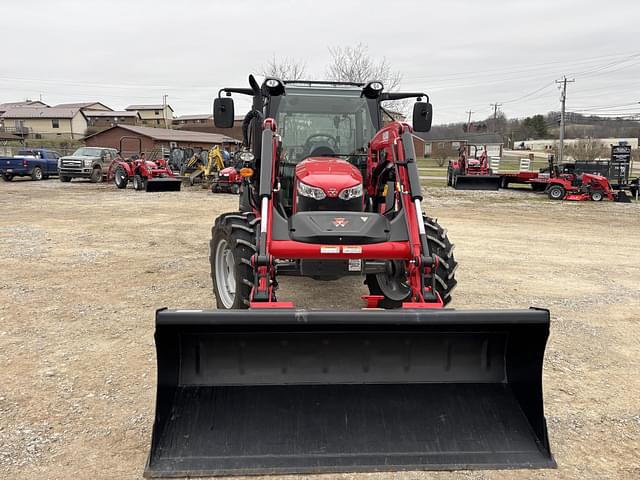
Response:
[264,78,285,96]
[362,81,384,99]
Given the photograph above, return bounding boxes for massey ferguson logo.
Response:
[332,217,348,227]
[326,187,338,197]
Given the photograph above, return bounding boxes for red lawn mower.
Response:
[546,172,614,201]
[107,137,181,192]
[211,153,243,194]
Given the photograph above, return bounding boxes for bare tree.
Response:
[260,55,307,80]
[326,43,402,90]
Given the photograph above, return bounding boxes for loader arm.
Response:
[368,122,441,304]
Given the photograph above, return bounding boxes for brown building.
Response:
[173,114,213,127]
[54,102,112,112]
[83,124,241,155]
[0,100,48,115]
[85,111,141,129]
[414,133,504,159]
[174,115,245,145]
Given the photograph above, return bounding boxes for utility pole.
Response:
[162,94,168,129]
[490,103,502,132]
[466,110,474,132]
[555,76,574,164]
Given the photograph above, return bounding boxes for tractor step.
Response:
[145,308,555,477]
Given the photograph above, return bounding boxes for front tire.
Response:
[210,212,259,309]
[547,185,565,200]
[1,173,13,182]
[114,167,128,189]
[59,175,71,183]
[133,173,145,191]
[366,217,458,308]
[31,167,43,181]
[590,190,604,201]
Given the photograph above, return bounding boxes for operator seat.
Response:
[307,145,336,158]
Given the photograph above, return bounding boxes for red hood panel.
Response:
[295,158,362,191]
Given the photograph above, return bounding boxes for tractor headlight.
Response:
[338,184,363,200]
[297,180,326,200]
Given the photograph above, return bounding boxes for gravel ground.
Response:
[0,178,638,480]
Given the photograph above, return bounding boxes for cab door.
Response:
[47,151,61,175]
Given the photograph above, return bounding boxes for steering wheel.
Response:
[303,133,339,157]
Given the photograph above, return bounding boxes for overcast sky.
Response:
[2,0,639,124]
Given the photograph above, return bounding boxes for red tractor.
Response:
[107,137,181,192]
[145,77,554,477]
[211,152,244,194]
[546,172,614,201]
[447,144,501,190]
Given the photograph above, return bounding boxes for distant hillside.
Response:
[431,112,639,145]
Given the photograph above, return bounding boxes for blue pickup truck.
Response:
[0,149,61,181]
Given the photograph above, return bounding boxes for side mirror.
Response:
[412,102,433,132]
[213,97,234,128]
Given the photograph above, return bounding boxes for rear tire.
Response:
[114,167,128,189]
[366,217,458,308]
[1,173,13,182]
[210,212,259,309]
[31,167,43,181]
[547,185,565,200]
[59,176,71,183]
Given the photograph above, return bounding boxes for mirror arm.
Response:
[218,87,254,97]
[380,92,430,103]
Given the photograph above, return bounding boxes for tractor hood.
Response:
[295,158,362,191]
[219,166,235,175]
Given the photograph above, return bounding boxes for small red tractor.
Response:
[145,76,554,477]
[211,152,243,194]
[107,137,181,192]
[447,144,501,190]
[546,172,614,201]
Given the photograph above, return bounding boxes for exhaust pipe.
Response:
[145,308,555,477]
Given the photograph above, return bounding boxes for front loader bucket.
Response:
[146,178,182,192]
[454,175,501,191]
[145,308,555,477]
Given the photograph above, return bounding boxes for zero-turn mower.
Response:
[145,76,554,477]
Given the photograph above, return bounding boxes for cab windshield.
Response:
[73,147,105,157]
[274,88,376,163]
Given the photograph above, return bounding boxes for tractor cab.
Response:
[212,77,432,220]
